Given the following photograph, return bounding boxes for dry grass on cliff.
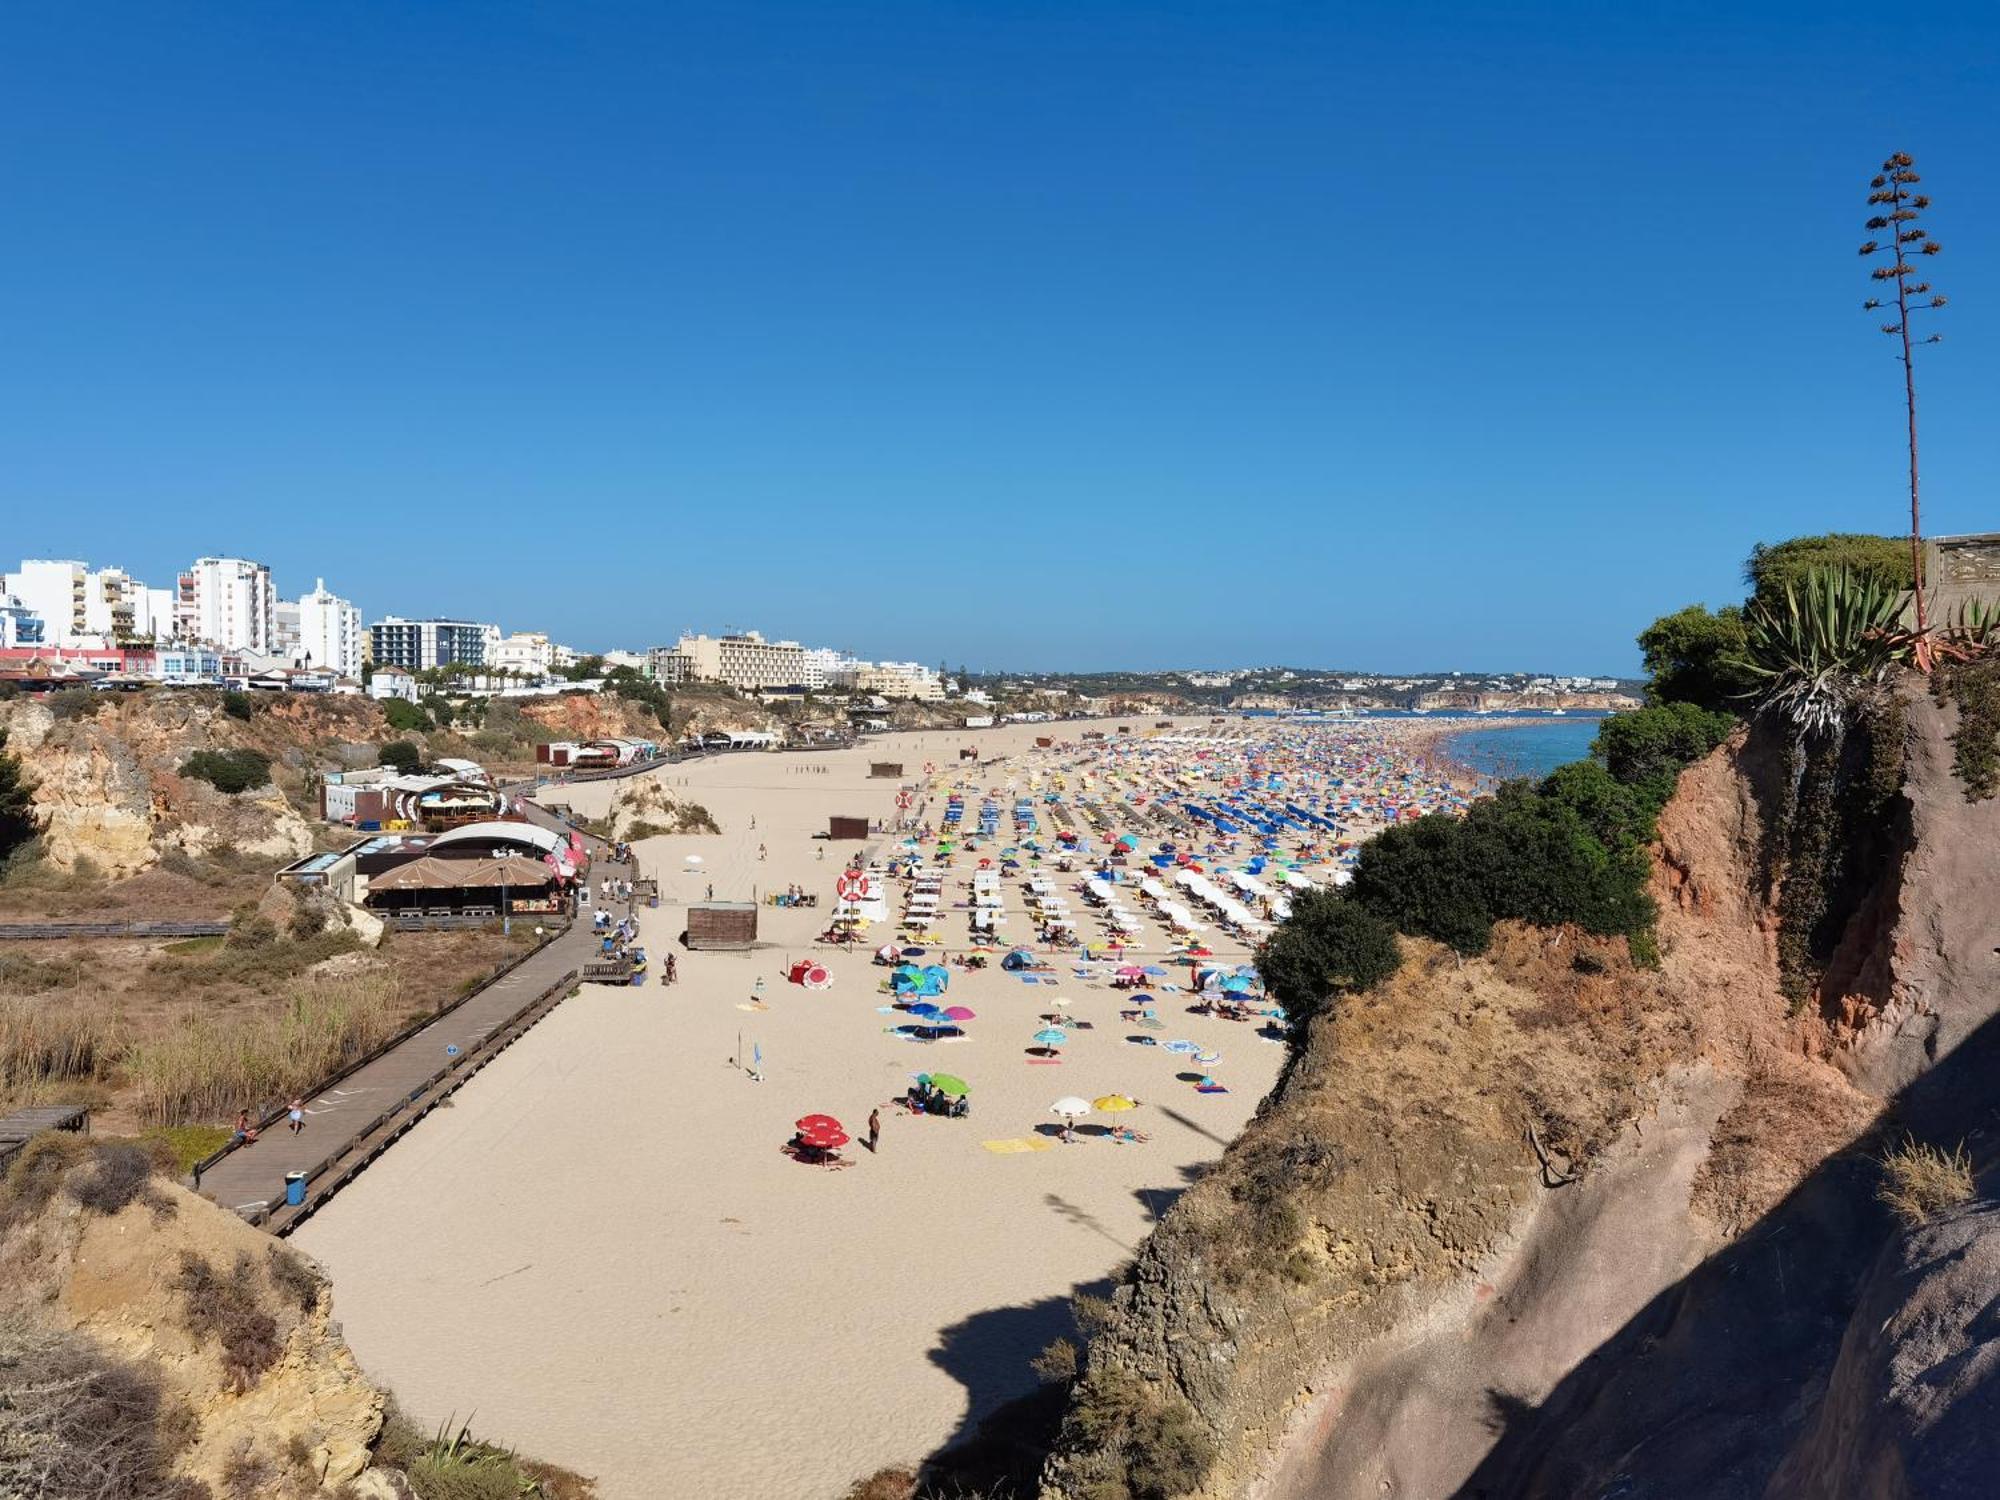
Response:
[1878,1137,1976,1228]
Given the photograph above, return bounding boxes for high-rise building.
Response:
[2,561,88,646]
[0,560,178,647]
[668,631,807,692]
[800,647,862,691]
[184,557,276,653]
[298,579,363,677]
[368,617,496,671]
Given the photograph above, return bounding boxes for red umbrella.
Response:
[795,1114,848,1150]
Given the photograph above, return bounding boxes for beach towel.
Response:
[982,1137,1055,1154]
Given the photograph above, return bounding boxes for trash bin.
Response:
[284,1172,307,1207]
[648,895,659,909]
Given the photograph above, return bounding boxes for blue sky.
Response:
[1,3,1994,674]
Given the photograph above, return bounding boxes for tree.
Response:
[0,730,38,862]
[1637,604,1757,712]
[379,740,424,776]
[1255,891,1399,1042]
[1592,702,1734,797]
[1348,814,1499,955]
[1859,152,1947,631]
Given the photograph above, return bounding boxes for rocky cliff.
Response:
[1,1136,390,1497]
[1040,681,2000,1500]
[0,692,385,878]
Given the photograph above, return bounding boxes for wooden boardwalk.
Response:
[198,805,635,1234]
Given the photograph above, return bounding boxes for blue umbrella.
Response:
[1033,1028,1069,1047]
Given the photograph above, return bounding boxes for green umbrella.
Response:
[926,1073,970,1098]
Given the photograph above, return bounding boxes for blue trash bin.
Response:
[284,1172,307,1207]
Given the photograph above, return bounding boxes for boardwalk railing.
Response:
[0,920,229,941]
[190,922,568,1187]
[251,966,582,1235]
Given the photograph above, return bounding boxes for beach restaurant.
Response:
[277,819,582,918]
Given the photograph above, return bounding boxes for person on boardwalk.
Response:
[867,1107,882,1154]
[665,953,678,985]
[288,1098,305,1135]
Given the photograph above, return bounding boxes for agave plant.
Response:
[1739,566,1911,734]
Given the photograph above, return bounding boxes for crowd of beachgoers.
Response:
[297,716,1491,1499]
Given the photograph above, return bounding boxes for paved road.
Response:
[198,807,631,1221]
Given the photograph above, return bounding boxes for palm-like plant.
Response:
[1740,567,1911,734]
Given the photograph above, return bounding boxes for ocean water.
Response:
[1439,717,1606,783]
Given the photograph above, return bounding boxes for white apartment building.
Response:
[298,579,363,677]
[3,561,89,645]
[490,631,556,677]
[800,646,863,691]
[0,560,180,647]
[182,557,277,654]
[851,660,945,702]
[669,631,807,692]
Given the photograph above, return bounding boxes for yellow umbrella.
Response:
[1093,1094,1139,1113]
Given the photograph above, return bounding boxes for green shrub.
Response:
[1350,783,1655,956]
[179,748,272,795]
[379,738,425,775]
[1936,657,2000,801]
[381,698,431,734]
[220,690,258,721]
[1746,533,1913,603]
[0,730,37,865]
[1538,760,1660,852]
[1591,702,1734,800]
[1638,603,1758,714]
[1254,890,1399,1038]
[1066,1370,1216,1500]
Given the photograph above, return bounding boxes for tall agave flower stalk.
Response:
[1741,567,1910,737]
[1860,153,1946,633]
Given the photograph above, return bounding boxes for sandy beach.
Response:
[296,716,1468,1498]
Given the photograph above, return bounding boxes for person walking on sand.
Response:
[665,952,678,985]
[867,1107,882,1154]
[288,1099,305,1135]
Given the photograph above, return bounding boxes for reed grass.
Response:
[0,995,116,1092]
[128,972,403,1127]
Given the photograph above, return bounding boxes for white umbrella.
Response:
[1049,1096,1093,1118]
[684,854,704,866]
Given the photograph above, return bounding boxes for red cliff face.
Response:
[1042,687,2000,1500]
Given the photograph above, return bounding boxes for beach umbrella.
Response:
[1219,975,1253,995]
[1195,1049,1221,1066]
[1033,1027,1069,1047]
[942,1005,976,1021]
[925,1073,971,1098]
[1093,1094,1138,1113]
[902,947,927,958]
[684,854,703,866]
[1162,1039,1200,1055]
[907,1001,944,1019]
[795,1114,848,1150]
[1049,1096,1093,1118]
